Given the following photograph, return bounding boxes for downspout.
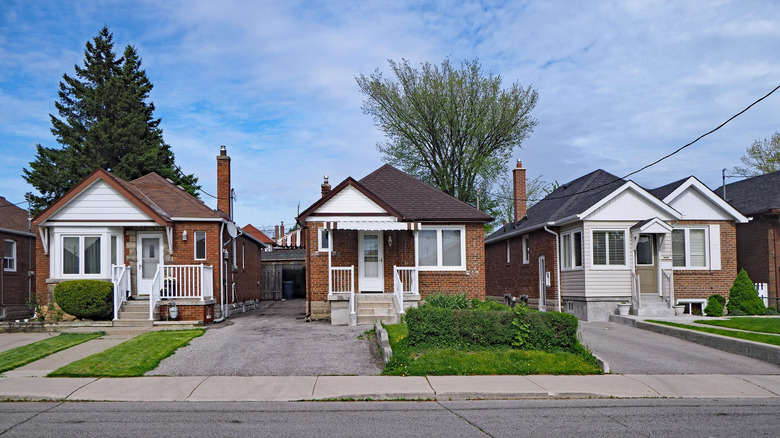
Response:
[213,222,227,323]
[544,225,562,312]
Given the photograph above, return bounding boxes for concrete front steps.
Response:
[113,300,157,328]
[633,293,675,317]
[355,294,400,325]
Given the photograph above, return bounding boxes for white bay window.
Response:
[52,227,123,278]
[592,230,626,267]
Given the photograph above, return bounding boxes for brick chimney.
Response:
[217,145,231,217]
[280,221,285,237]
[321,175,331,198]
[274,225,279,240]
[513,159,526,223]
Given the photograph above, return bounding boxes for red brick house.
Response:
[32,146,267,324]
[1,196,35,320]
[485,161,747,321]
[716,171,780,309]
[297,164,492,325]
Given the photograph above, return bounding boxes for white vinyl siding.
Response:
[314,186,387,214]
[47,180,153,222]
[582,221,633,298]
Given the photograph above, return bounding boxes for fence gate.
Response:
[262,264,283,300]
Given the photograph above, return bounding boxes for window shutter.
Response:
[709,224,721,270]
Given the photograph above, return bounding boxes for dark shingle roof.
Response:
[648,177,690,201]
[130,173,223,219]
[714,170,780,215]
[0,196,30,233]
[485,169,624,242]
[358,164,492,222]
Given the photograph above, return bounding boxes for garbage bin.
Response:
[282,281,294,300]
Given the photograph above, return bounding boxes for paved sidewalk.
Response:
[0,374,778,401]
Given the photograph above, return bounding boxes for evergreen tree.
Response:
[23,27,198,212]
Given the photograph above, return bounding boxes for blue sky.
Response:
[1,0,779,235]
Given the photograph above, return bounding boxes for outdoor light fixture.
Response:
[182,230,188,241]
[387,235,393,247]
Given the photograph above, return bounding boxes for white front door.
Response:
[359,231,384,292]
[136,233,163,296]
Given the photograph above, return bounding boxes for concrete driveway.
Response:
[150,300,384,376]
[580,321,780,374]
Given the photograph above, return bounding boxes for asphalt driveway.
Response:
[579,321,780,374]
[150,300,384,376]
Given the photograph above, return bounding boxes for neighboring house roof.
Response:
[263,248,306,262]
[299,164,492,223]
[0,196,33,236]
[714,170,780,215]
[243,224,275,245]
[647,177,689,200]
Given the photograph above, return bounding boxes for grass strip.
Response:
[0,332,104,374]
[693,317,780,334]
[48,329,204,377]
[647,320,780,346]
[382,323,600,376]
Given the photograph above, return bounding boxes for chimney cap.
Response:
[220,145,227,156]
[323,175,329,184]
[516,159,523,168]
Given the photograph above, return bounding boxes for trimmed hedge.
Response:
[405,306,515,349]
[513,306,579,352]
[704,294,725,317]
[727,269,766,316]
[54,280,113,320]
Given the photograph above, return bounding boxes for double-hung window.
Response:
[318,228,330,252]
[194,231,207,260]
[561,231,583,270]
[417,227,465,270]
[3,240,16,272]
[522,235,530,264]
[62,236,101,275]
[592,230,626,266]
[672,228,707,268]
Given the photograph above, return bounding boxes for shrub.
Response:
[726,269,766,315]
[513,305,579,353]
[470,298,512,311]
[766,307,779,315]
[704,295,724,317]
[711,294,726,307]
[424,293,469,309]
[54,280,113,320]
[405,306,515,349]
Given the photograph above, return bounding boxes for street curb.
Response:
[374,322,392,364]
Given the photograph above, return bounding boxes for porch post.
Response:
[327,224,332,295]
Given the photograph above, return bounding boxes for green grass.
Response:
[694,316,780,334]
[647,320,780,346]
[0,332,104,374]
[48,329,204,377]
[382,323,601,376]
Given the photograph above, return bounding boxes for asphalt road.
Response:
[150,299,384,376]
[579,321,780,374]
[2,399,778,437]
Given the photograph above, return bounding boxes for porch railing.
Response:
[111,264,130,321]
[149,264,214,320]
[329,266,355,325]
[662,270,674,309]
[393,266,418,315]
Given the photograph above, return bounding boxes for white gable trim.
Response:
[662,177,748,223]
[579,181,681,221]
[313,185,390,215]
[45,179,155,223]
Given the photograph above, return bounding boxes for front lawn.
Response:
[694,317,780,334]
[647,320,780,346]
[49,329,204,377]
[382,323,600,376]
[0,332,104,374]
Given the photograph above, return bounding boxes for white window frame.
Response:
[560,230,584,271]
[3,239,16,272]
[506,240,511,264]
[590,229,628,270]
[415,225,467,271]
[671,227,710,270]
[318,228,331,252]
[522,235,530,264]
[50,227,123,278]
[194,231,207,260]
[60,235,103,277]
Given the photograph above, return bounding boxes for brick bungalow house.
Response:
[485,161,747,321]
[715,170,780,309]
[1,196,35,320]
[297,164,492,325]
[32,146,267,324]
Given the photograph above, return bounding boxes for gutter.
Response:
[543,226,562,312]
[485,215,581,245]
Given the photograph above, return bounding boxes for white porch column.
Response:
[327,224,332,294]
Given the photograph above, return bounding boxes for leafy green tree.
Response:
[356,58,538,210]
[733,132,780,176]
[490,174,549,231]
[23,27,198,213]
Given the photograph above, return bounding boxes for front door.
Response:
[359,231,383,292]
[136,233,163,296]
[636,234,658,295]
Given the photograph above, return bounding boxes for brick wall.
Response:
[33,225,50,306]
[417,223,486,299]
[735,216,778,301]
[160,302,214,323]
[485,228,557,308]
[0,231,34,319]
[673,220,738,300]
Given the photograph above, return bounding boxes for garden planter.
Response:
[673,305,685,316]
[617,303,630,316]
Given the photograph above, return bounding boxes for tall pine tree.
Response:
[24,27,199,212]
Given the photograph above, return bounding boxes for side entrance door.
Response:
[358,231,384,292]
[136,233,163,296]
[538,255,547,310]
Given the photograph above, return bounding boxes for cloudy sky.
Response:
[1,0,778,235]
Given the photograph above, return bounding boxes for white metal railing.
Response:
[662,270,674,309]
[149,267,162,320]
[329,266,355,326]
[111,264,130,320]
[393,266,418,315]
[149,264,213,320]
[755,282,769,307]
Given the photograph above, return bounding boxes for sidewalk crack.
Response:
[65,377,101,400]
[0,401,63,436]
[736,376,779,396]
[311,375,319,397]
[186,376,210,400]
[436,401,493,437]
[623,374,662,396]
[425,376,437,399]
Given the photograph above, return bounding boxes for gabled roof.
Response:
[243,224,275,245]
[33,169,223,226]
[714,170,780,215]
[299,164,492,223]
[657,176,747,223]
[648,177,689,200]
[0,196,32,236]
